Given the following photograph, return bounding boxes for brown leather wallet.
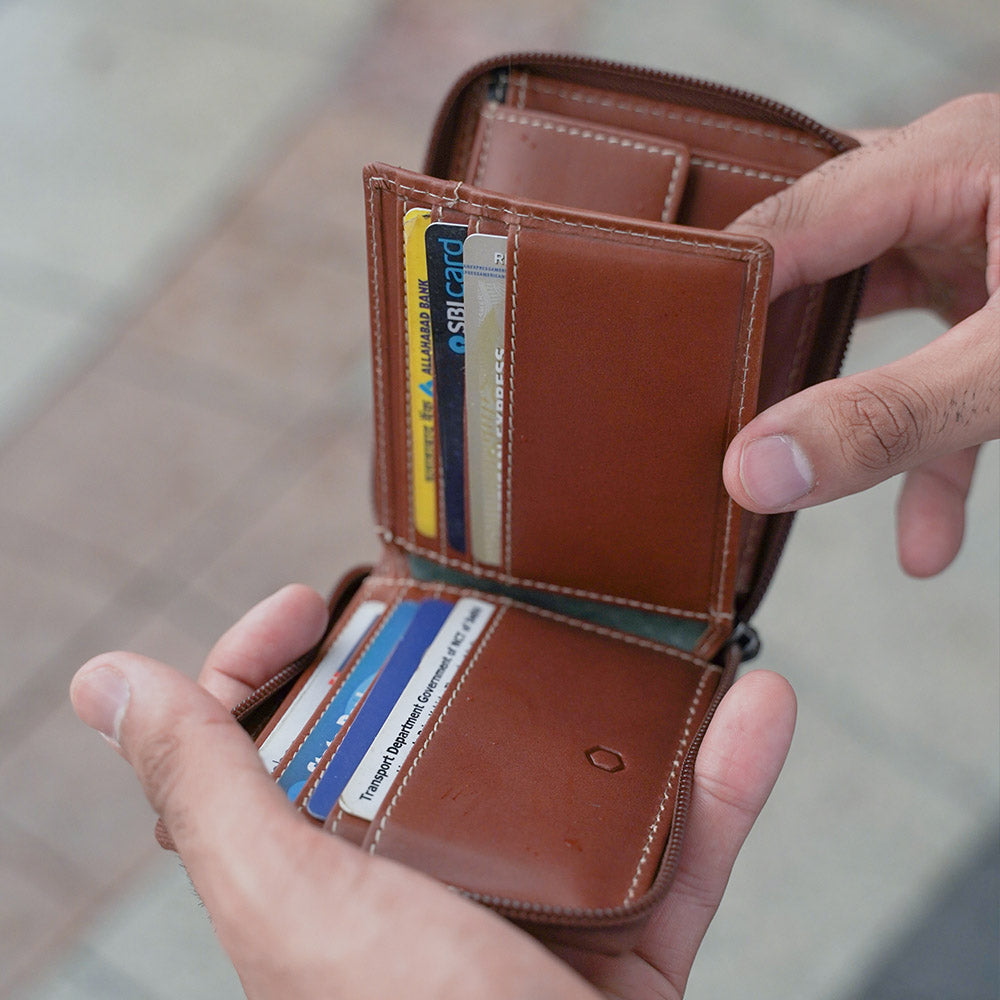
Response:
[218,54,866,953]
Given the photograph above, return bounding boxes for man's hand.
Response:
[724,93,999,577]
[71,585,795,999]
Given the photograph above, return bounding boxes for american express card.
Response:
[463,233,507,566]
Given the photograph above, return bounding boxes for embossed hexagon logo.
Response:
[585,745,625,773]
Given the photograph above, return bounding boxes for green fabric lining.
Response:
[408,555,705,651]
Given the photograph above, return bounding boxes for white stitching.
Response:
[368,182,391,528]
[370,606,509,853]
[359,575,721,665]
[690,155,797,187]
[505,225,519,573]
[624,667,711,903]
[378,532,722,621]
[472,105,497,187]
[488,108,686,158]
[715,249,765,614]
[526,79,828,151]
[400,199,417,544]
[369,175,760,259]
[662,153,683,222]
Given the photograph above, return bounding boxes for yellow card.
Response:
[403,208,437,538]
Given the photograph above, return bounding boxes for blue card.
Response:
[304,598,453,821]
[425,222,468,553]
[278,600,419,801]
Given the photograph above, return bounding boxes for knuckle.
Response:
[829,376,932,471]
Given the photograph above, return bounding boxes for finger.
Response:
[200,584,329,707]
[637,670,796,993]
[727,93,998,300]
[70,652,360,930]
[896,446,979,577]
[724,300,1000,513]
[555,671,796,997]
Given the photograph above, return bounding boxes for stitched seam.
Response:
[488,108,686,158]
[662,153,682,222]
[690,156,797,187]
[369,175,757,258]
[368,181,391,528]
[715,249,765,614]
[378,532,719,620]
[370,606,508,853]
[505,225,519,572]
[359,575,720,665]
[525,79,827,150]
[275,592,405,784]
[515,70,528,109]
[624,667,711,904]
[400,199,417,544]
[472,104,498,187]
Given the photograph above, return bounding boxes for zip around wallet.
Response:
[167,53,867,954]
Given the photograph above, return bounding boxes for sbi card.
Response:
[425,222,468,553]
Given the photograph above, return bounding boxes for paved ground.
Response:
[1,1,996,997]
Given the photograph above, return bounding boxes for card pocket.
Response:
[364,163,771,650]
[355,601,720,915]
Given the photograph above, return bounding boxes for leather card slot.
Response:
[502,218,768,625]
[358,603,720,913]
[509,71,832,179]
[365,164,772,637]
[465,103,690,223]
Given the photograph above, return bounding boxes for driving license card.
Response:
[257,600,386,773]
[463,233,507,566]
[403,208,437,538]
[425,222,468,553]
[338,597,495,821]
[304,598,453,820]
[276,600,419,800]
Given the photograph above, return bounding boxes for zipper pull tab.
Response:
[487,70,509,103]
[727,622,761,661]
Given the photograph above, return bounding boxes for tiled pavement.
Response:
[1,1,996,997]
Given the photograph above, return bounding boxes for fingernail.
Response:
[739,435,814,510]
[72,665,130,747]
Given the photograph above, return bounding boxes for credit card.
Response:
[463,234,507,566]
[403,207,437,538]
[276,600,419,800]
[338,597,495,821]
[257,600,386,773]
[425,222,469,553]
[304,598,453,821]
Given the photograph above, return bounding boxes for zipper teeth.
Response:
[426,51,856,169]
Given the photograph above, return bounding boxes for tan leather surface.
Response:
[365,164,770,640]
[358,601,718,911]
[466,104,691,222]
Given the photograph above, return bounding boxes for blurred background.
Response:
[0,1,996,997]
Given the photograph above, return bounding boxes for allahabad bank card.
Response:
[403,208,437,539]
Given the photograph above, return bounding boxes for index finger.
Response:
[727,93,999,299]
[200,584,329,707]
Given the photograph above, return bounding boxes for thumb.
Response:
[724,299,1000,513]
[69,652,359,919]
